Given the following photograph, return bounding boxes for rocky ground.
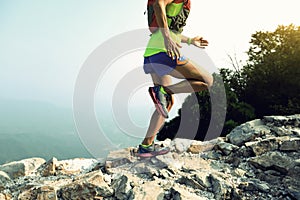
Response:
[0,114,299,200]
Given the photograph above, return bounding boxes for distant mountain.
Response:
[0,99,74,135]
[0,99,92,164]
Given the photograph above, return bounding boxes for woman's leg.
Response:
[141,60,213,145]
[165,60,213,94]
[141,74,174,145]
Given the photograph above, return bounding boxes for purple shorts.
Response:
[143,52,188,76]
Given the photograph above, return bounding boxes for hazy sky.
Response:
[1,0,300,107]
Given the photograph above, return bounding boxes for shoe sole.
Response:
[148,88,168,118]
[136,148,170,158]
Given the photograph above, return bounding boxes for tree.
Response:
[158,24,300,141]
[157,72,255,141]
[244,24,300,116]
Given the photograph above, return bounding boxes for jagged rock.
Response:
[226,119,270,146]
[180,156,211,172]
[177,175,205,190]
[239,179,270,193]
[249,151,294,174]
[0,171,10,190]
[55,158,98,175]
[271,126,293,136]
[38,157,57,177]
[233,168,246,177]
[187,138,223,154]
[264,114,300,127]
[0,115,299,200]
[18,185,57,200]
[234,145,254,158]
[131,181,165,200]
[288,165,300,181]
[210,173,233,200]
[245,138,278,156]
[107,152,183,176]
[0,193,11,200]
[152,152,183,170]
[36,186,57,200]
[215,141,239,156]
[192,171,211,188]
[167,185,208,200]
[105,148,135,173]
[111,174,132,199]
[171,138,194,153]
[279,137,300,151]
[58,171,113,199]
[283,176,300,200]
[0,158,45,179]
[292,128,300,137]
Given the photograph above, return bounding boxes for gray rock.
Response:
[249,151,294,174]
[279,137,300,151]
[111,175,132,200]
[239,180,270,193]
[288,165,300,181]
[55,158,98,175]
[0,171,10,187]
[167,186,208,200]
[18,185,57,200]
[283,176,300,200]
[58,171,113,199]
[105,148,135,173]
[271,126,293,136]
[192,171,211,188]
[38,157,57,177]
[233,168,247,177]
[210,173,233,200]
[131,181,165,200]
[153,152,184,170]
[226,119,267,146]
[264,115,300,127]
[187,138,223,154]
[215,141,239,156]
[0,158,45,179]
[177,175,205,190]
[172,138,194,153]
[245,138,278,156]
[36,186,57,200]
[0,193,11,200]
[0,115,299,200]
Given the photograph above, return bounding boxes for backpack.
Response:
[147,0,191,33]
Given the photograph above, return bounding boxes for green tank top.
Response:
[144,2,184,57]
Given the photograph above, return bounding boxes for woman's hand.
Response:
[164,36,182,59]
[191,36,209,48]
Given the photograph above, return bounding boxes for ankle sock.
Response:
[141,143,152,148]
[159,86,168,95]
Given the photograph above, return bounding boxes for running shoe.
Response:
[148,85,169,118]
[137,143,170,158]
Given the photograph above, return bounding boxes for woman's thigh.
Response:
[150,73,172,86]
[169,60,213,86]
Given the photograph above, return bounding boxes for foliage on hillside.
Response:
[158,24,300,141]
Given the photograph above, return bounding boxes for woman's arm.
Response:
[181,34,209,48]
[153,0,182,58]
[181,34,190,44]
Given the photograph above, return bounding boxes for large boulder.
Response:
[0,171,10,190]
[226,119,270,146]
[249,151,295,174]
[0,158,45,179]
[18,186,57,200]
[58,170,113,199]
